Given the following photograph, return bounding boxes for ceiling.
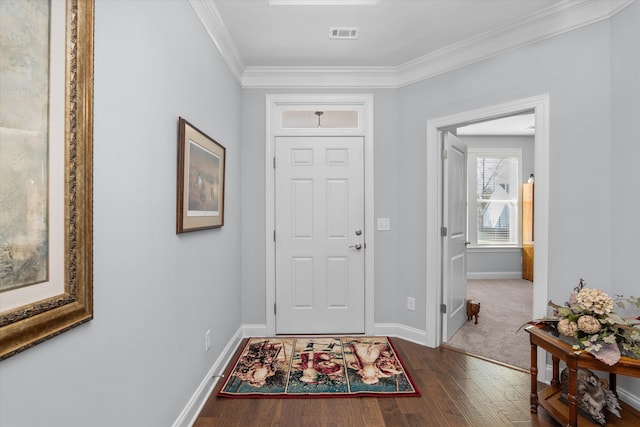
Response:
[192,0,632,87]
[212,0,558,67]
[457,113,535,136]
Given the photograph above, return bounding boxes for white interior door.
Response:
[275,136,365,334]
[442,131,468,341]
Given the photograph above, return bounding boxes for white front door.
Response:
[442,131,468,341]
[275,136,365,334]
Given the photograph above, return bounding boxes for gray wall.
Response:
[0,2,243,426]
[465,248,522,279]
[460,135,534,278]
[610,0,640,398]
[239,6,638,336]
[396,16,614,331]
[240,88,402,325]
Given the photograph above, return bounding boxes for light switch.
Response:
[377,218,391,231]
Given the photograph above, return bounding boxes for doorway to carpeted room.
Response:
[444,279,533,370]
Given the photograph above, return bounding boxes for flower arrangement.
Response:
[548,279,640,366]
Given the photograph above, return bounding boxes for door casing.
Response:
[426,95,550,381]
[265,94,375,337]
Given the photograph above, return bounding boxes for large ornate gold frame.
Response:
[0,0,94,360]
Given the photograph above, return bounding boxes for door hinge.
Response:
[274,303,277,315]
[273,157,276,168]
[440,303,447,314]
[273,230,276,242]
[441,148,448,159]
[441,226,448,237]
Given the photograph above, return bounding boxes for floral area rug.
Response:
[217,336,420,398]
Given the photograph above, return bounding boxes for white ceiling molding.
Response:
[192,0,634,89]
[394,0,635,88]
[188,0,244,83]
[241,66,399,89]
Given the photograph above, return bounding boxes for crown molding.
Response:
[188,0,244,83]
[394,0,635,88]
[242,66,399,88]
[191,0,634,89]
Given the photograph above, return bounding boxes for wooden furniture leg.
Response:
[530,341,539,413]
[551,355,560,386]
[609,372,617,394]
[567,363,578,427]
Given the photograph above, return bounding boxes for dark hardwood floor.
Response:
[194,337,565,426]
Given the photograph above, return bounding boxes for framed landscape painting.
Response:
[0,0,94,360]
[176,117,226,233]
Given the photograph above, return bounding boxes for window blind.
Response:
[474,153,519,245]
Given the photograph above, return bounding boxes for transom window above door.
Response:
[275,105,364,133]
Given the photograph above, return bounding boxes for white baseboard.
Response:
[373,323,428,346]
[238,323,429,346]
[241,323,269,337]
[467,272,523,280]
[619,386,640,412]
[171,327,244,427]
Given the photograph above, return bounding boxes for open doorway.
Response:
[444,113,535,370]
[425,95,549,379]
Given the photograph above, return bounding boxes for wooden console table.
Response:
[526,324,640,427]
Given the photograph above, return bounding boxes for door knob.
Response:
[349,243,362,250]
[355,228,362,236]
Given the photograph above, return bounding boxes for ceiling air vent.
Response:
[329,27,359,40]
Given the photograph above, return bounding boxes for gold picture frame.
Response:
[176,117,226,233]
[0,0,94,360]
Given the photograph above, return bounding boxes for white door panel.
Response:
[442,132,468,341]
[275,136,365,334]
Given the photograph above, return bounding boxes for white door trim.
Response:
[265,94,375,336]
[425,94,549,379]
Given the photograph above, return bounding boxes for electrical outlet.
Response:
[407,297,415,311]
[377,217,391,231]
[205,330,211,352]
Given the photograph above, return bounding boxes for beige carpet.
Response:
[445,279,533,370]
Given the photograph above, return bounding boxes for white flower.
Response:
[577,315,601,334]
[576,288,614,315]
[557,319,578,337]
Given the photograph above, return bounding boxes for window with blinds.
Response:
[468,149,521,246]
